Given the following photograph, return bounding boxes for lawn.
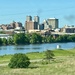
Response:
[0,49,75,75]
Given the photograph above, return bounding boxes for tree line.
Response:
[0,33,75,45]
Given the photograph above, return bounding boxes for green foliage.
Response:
[44,50,54,61]
[42,37,47,43]
[1,33,75,45]
[8,53,30,68]
[68,35,75,42]
[42,35,55,43]
[0,38,3,45]
[2,38,8,45]
[30,33,42,44]
[55,35,69,42]
[25,33,30,44]
[13,34,19,44]
[46,36,55,43]
[13,33,28,45]
[8,38,14,44]
[12,34,75,44]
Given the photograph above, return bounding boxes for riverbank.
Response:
[0,49,75,75]
[0,48,75,60]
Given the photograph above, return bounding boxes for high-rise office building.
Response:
[25,16,39,31]
[34,16,39,24]
[25,21,34,31]
[47,18,58,29]
[26,16,32,22]
[43,20,49,29]
[25,21,38,31]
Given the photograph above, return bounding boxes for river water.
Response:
[0,42,75,55]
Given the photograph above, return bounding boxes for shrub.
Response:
[8,53,30,68]
[44,50,54,61]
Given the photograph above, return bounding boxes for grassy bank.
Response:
[0,49,75,75]
[0,48,75,63]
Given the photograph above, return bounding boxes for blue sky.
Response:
[0,0,75,27]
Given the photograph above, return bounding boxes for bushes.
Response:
[8,53,30,68]
[44,50,54,61]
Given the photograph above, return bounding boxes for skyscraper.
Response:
[34,16,39,24]
[25,16,39,31]
[43,20,49,29]
[25,21,38,31]
[26,16,32,22]
[47,18,58,29]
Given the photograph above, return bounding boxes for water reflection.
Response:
[0,42,75,55]
[0,47,2,50]
[14,47,41,50]
[14,47,25,50]
[0,47,7,50]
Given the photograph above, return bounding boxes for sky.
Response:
[0,0,75,28]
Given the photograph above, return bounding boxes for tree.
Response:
[55,35,68,42]
[0,38,3,45]
[44,50,54,61]
[2,38,8,45]
[46,36,55,43]
[68,35,75,42]
[8,38,14,45]
[13,33,27,45]
[25,34,31,44]
[42,37,47,43]
[8,53,30,68]
[13,34,20,44]
[30,33,42,44]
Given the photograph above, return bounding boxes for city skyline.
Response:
[0,0,75,28]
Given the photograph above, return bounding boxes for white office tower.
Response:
[34,16,39,24]
[47,18,58,29]
[26,16,32,22]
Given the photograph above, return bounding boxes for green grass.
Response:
[0,56,75,75]
[0,49,75,75]
[26,49,75,60]
[0,54,12,60]
[26,52,45,60]
[0,49,75,63]
[53,49,75,56]
[0,54,12,64]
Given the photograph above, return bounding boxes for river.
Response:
[0,42,75,55]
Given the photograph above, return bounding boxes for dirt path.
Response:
[0,63,8,66]
[0,59,42,66]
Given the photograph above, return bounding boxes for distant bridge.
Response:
[51,32,75,35]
